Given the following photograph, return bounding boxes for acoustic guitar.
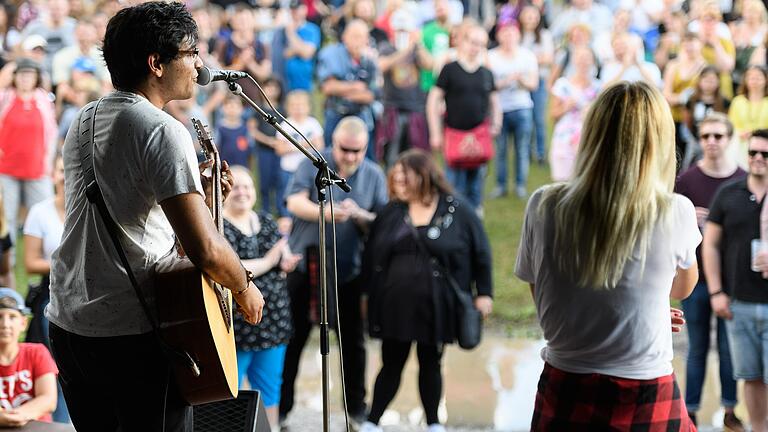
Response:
[154,119,238,405]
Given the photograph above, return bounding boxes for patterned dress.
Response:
[549,77,600,181]
[224,212,292,351]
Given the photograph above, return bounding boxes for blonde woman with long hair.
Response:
[516,81,700,430]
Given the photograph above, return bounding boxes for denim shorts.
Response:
[726,300,768,383]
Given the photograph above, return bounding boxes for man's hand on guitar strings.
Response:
[198,159,235,208]
[235,285,265,325]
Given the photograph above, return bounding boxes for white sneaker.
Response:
[359,421,383,432]
[427,424,446,432]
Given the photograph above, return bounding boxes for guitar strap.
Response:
[76,99,200,377]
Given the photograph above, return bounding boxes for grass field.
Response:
[12,148,552,337]
[481,159,551,336]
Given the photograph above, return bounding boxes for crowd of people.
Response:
[0,0,766,430]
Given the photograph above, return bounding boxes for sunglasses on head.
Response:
[748,150,768,158]
[700,133,725,140]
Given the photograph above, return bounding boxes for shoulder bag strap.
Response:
[76,99,160,330]
[76,100,200,376]
[403,213,456,287]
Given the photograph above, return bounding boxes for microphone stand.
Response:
[225,80,350,432]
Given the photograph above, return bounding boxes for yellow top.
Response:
[728,95,768,169]
[701,38,736,99]
[728,95,768,133]
[671,68,700,122]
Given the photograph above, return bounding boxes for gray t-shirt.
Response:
[47,91,204,337]
[515,187,701,379]
[286,149,387,283]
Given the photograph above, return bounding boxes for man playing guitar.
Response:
[45,3,264,431]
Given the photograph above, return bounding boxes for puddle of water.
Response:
[284,331,743,430]
[286,333,543,430]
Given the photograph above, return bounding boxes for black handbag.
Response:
[406,218,482,350]
[25,274,50,348]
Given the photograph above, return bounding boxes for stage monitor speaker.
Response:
[193,390,271,432]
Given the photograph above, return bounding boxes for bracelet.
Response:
[235,268,255,295]
[709,290,725,297]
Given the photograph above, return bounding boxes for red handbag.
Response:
[443,121,494,169]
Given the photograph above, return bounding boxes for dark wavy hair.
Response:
[387,149,453,205]
[102,1,198,91]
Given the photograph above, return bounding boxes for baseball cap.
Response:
[14,57,41,73]
[72,56,97,74]
[496,7,518,31]
[0,288,30,314]
[21,34,47,52]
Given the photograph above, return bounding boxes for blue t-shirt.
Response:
[283,23,321,92]
[216,123,254,168]
[286,149,388,282]
[316,42,378,118]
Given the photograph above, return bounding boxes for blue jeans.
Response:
[279,168,294,218]
[445,165,485,209]
[236,345,288,408]
[496,108,533,190]
[726,300,768,383]
[257,146,286,216]
[530,78,548,161]
[681,281,737,411]
[53,382,70,423]
[44,306,70,423]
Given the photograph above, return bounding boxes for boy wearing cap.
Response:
[0,288,57,427]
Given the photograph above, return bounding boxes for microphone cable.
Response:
[244,75,354,432]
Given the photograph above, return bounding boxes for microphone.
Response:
[196,66,249,85]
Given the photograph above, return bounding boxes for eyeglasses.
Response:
[748,150,768,158]
[700,133,725,140]
[177,48,199,60]
[337,145,364,154]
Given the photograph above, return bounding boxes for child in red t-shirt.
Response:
[0,288,57,426]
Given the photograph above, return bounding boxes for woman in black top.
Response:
[360,149,493,432]
[222,165,300,428]
[426,24,501,211]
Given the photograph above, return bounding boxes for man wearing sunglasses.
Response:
[675,113,745,429]
[280,116,387,427]
[704,128,768,432]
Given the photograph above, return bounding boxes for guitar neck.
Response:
[191,118,224,235]
[211,153,223,235]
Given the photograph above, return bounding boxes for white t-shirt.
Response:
[488,47,538,112]
[600,61,663,89]
[22,198,63,261]
[47,91,204,337]
[688,20,732,40]
[521,30,554,80]
[620,0,664,32]
[515,187,701,379]
[277,116,323,173]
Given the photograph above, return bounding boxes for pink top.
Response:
[0,88,57,179]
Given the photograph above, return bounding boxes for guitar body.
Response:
[154,118,239,405]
